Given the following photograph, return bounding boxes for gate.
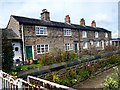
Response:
[0,70,74,90]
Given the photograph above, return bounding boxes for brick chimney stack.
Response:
[41,9,50,21]
[91,20,96,27]
[65,15,71,23]
[80,18,85,25]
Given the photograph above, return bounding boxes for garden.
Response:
[37,52,120,87]
[11,45,117,72]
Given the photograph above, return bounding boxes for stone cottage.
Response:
[6,9,112,62]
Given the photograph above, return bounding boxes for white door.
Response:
[12,42,22,61]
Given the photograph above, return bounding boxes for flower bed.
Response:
[39,54,120,87]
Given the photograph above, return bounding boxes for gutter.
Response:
[21,24,26,63]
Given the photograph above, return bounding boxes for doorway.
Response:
[26,46,33,59]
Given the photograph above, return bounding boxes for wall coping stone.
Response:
[17,50,120,78]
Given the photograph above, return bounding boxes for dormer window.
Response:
[105,32,108,38]
[64,28,71,36]
[35,26,47,35]
[82,31,87,38]
[95,32,98,38]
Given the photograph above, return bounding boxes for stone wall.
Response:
[17,50,120,79]
[7,16,20,35]
[22,24,111,59]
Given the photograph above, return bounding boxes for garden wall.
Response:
[17,50,120,79]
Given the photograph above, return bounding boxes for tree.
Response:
[2,34,14,72]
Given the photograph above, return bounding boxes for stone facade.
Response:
[21,24,111,59]
[6,11,112,60]
[7,16,20,35]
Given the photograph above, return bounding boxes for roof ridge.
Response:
[11,15,110,32]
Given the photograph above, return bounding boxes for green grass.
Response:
[12,64,41,72]
[81,55,90,58]
[98,51,105,54]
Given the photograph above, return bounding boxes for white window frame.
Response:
[36,44,49,54]
[105,32,108,38]
[65,43,73,51]
[64,28,71,36]
[83,42,87,49]
[82,31,87,38]
[35,26,47,35]
[96,41,99,47]
[95,32,98,38]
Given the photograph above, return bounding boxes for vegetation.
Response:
[2,35,14,72]
[104,45,117,52]
[12,63,40,72]
[11,45,119,73]
[39,49,78,66]
[43,54,120,86]
[101,66,120,89]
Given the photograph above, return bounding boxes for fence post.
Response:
[18,80,22,89]
[0,70,2,89]
[27,76,30,84]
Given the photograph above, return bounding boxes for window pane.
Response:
[36,29,39,34]
[45,49,48,52]
[44,29,47,34]
[45,45,48,48]
[41,45,44,47]
[40,30,44,34]
[41,48,44,53]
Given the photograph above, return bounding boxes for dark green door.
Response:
[26,46,33,59]
[74,43,78,53]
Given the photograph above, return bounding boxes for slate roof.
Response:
[2,29,21,39]
[12,15,111,32]
[112,38,120,40]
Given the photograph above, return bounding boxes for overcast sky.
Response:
[0,0,119,38]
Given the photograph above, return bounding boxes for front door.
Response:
[26,46,33,59]
[74,43,78,53]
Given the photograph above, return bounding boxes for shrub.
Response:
[88,46,98,55]
[2,35,14,72]
[104,45,117,52]
[98,51,105,54]
[101,66,120,89]
[39,50,78,66]
[81,47,98,56]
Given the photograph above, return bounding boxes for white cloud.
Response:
[92,13,113,24]
[0,0,119,38]
[112,31,118,38]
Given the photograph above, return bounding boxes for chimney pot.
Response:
[80,18,85,25]
[91,20,96,27]
[65,15,71,23]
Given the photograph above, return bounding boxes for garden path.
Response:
[73,64,120,89]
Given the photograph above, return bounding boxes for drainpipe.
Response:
[78,30,81,56]
[21,24,25,64]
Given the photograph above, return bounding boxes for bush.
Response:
[98,51,105,54]
[81,47,98,56]
[2,35,14,72]
[88,47,98,55]
[104,45,117,52]
[39,50,78,66]
[101,66,120,89]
